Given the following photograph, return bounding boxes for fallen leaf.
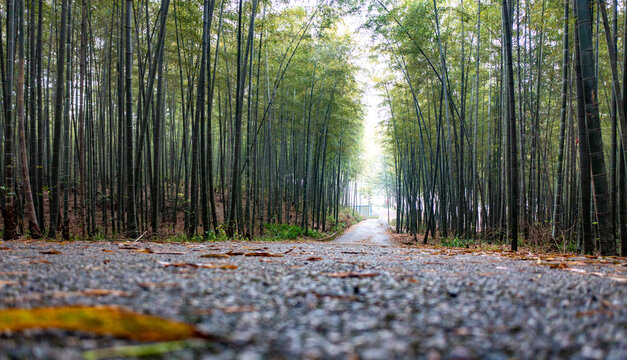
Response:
[0,246,11,250]
[537,262,569,269]
[454,327,470,336]
[157,261,237,270]
[193,264,238,270]
[102,249,117,253]
[200,254,231,259]
[575,309,613,317]
[601,299,615,309]
[80,289,131,297]
[225,251,245,256]
[0,280,19,288]
[152,251,187,255]
[243,252,284,258]
[324,271,379,278]
[138,282,177,289]
[306,257,323,261]
[27,258,52,265]
[83,340,207,360]
[0,306,202,341]
[40,249,62,255]
[0,271,28,276]
[220,306,258,313]
[134,248,154,254]
[406,278,420,284]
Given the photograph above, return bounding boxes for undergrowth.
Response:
[259,223,321,241]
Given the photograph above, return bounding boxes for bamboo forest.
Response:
[0,0,626,359]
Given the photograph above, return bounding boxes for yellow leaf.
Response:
[0,306,201,341]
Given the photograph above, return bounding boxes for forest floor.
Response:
[0,219,626,359]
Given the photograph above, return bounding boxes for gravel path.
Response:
[331,218,393,246]
[0,224,626,359]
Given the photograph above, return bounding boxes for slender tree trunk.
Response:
[48,0,69,238]
[574,21,593,254]
[125,0,138,238]
[575,0,615,255]
[502,0,519,250]
[552,0,569,238]
[17,0,41,238]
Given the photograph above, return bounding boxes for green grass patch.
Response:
[260,223,321,241]
[441,236,475,248]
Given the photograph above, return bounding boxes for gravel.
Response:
[0,220,625,359]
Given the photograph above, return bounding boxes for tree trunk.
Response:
[575,0,615,255]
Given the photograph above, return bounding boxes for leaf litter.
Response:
[0,305,204,341]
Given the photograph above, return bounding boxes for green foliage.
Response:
[90,233,108,242]
[261,223,321,240]
[441,236,474,248]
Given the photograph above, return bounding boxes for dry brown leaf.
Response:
[157,261,237,270]
[0,271,28,276]
[225,251,245,256]
[537,262,569,269]
[102,249,117,253]
[27,258,52,265]
[243,252,284,258]
[194,264,238,270]
[190,307,258,315]
[138,282,177,289]
[48,289,130,298]
[0,280,19,288]
[306,257,323,261]
[601,299,615,309]
[200,253,231,259]
[152,251,187,255]
[324,271,379,278]
[40,249,62,255]
[80,289,131,297]
[0,305,202,341]
[575,309,613,317]
[220,306,258,313]
[406,278,420,284]
[0,246,11,250]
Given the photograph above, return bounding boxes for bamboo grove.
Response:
[0,0,364,240]
[372,0,627,255]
